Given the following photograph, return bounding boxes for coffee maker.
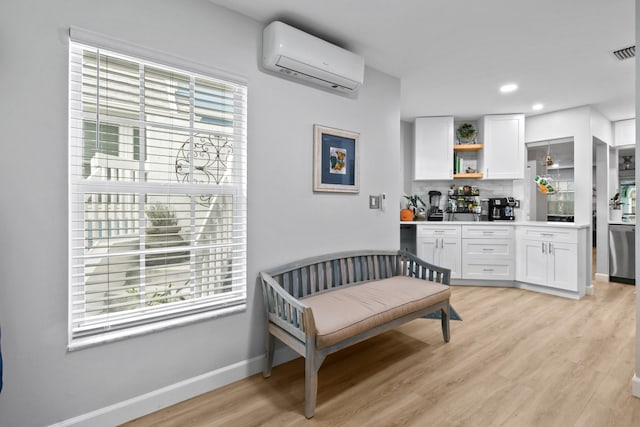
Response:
[488,197,516,221]
[427,191,444,221]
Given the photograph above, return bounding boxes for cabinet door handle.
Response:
[435,239,439,249]
[483,231,494,235]
[548,242,553,254]
[482,248,494,252]
[542,242,545,254]
[483,268,494,272]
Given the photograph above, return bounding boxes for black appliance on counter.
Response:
[427,191,444,221]
[488,197,516,221]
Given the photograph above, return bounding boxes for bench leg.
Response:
[263,331,275,378]
[304,342,327,418]
[441,304,450,343]
[305,354,318,418]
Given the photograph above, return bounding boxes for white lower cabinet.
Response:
[411,223,584,297]
[461,225,514,280]
[516,227,578,292]
[417,225,461,279]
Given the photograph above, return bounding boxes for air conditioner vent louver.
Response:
[612,46,635,61]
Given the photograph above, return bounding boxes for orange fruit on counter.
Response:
[400,209,414,221]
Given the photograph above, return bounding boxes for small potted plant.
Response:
[610,193,623,222]
[456,123,477,144]
[402,194,426,221]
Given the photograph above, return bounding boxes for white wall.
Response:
[400,120,414,196]
[591,109,614,145]
[0,1,402,425]
[633,0,640,400]
[594,140,610,276]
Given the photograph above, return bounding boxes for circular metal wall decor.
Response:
[175,133,232,205]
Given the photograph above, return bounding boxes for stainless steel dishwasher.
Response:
[609,223,635,284]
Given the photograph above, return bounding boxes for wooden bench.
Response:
[259,250,452,418]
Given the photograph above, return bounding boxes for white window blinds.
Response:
[68,41,247,348]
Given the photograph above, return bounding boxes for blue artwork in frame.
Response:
[313,125,360,193]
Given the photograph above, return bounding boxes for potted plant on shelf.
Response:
[456,123,477,144]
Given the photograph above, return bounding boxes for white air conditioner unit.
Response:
[262,21,365,94]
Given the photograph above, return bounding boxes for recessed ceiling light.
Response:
[532,103,544,111]
[499,83,518,93]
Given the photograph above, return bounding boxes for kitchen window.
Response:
[68,39,247,349]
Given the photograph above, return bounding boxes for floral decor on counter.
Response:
[609,193,622,210]
[401,194,426,221]
[610,193,623,222]
[403,194,425,211]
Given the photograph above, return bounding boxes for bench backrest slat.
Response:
[324,261,332,291]
[292,270,300,298]
[339,259,347,285]
[347,257,355,284]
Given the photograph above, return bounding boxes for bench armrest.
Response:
[398,251,451,285]
[260,272,317,341]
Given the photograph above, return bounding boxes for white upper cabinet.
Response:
[414,116,454,180]
[480,114,524,179]
[614,119,635,146]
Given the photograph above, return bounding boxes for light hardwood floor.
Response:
[123,280,640,427]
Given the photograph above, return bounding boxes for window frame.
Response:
[68,30,248,350]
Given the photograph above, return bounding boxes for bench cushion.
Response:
[300,276,450,349]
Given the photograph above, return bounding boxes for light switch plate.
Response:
[369,195,380,209]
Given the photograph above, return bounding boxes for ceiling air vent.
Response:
[612,45,635,61]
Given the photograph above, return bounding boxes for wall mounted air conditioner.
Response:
[262,21,365,94]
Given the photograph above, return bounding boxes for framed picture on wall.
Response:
[313,124,360,193]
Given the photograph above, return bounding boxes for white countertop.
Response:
[400,220,590,229]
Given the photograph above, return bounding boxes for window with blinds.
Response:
[68,41,247,348]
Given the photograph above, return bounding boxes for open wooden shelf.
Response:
[453,143,484,152]
[453,173,484,179]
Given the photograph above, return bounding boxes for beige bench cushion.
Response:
[301,276,450,349]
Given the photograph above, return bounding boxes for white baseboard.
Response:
[585,284,595,296]
[594,273,609,283]
[632,374,640,398]
[50,347,298,427]
[453,280,585,300]
[515,282,582,300]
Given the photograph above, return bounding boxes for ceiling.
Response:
[208,0,635,123]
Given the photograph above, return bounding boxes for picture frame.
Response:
[313,124,360,193]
